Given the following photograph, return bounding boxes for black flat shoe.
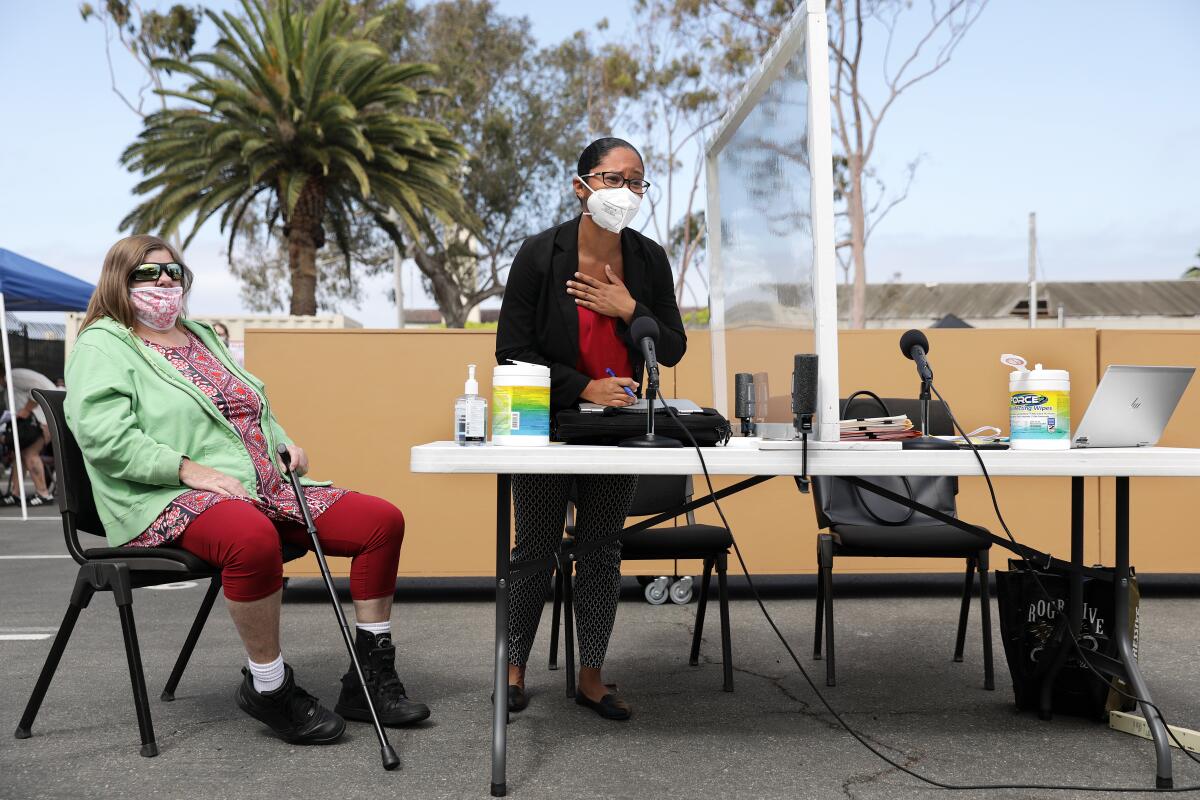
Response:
[490,684,529,712]
[508,684,529,712]
[575,689,632,721]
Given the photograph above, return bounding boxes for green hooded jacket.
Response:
[64,317,323,547]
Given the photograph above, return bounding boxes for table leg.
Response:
[1114,477,1173,790]
[492,474,511,797]
[1039,476,1085,719]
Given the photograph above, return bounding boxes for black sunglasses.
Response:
[129,262,185,283]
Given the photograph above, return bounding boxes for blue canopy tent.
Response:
[0,248,94,519]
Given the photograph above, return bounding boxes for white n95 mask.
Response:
[577,179,641,233]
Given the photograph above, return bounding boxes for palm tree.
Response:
[120,0,466,315]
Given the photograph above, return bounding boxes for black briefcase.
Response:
[553,407,732,446]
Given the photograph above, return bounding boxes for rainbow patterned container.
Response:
[492,362,551,446]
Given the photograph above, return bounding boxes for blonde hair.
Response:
[81,235,194,331]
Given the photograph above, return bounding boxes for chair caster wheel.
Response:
[669,576,694,604]
[644,576,671,605]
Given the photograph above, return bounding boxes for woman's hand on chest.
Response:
[566,264,636,324]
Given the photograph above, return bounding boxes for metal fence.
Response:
[3,317,65,391]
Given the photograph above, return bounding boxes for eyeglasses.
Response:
[581,172,651,194]
[129,262,185,283]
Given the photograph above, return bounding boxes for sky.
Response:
[1,0,1197,328]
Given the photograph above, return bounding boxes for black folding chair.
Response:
[548,475,735,694]
[13,389,305,756]
[811,394,994,690]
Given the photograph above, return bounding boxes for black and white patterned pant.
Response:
[508,474,638,669]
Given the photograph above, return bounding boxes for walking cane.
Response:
[277,444,400,771]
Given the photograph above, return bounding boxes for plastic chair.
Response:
[811,395,994,690]
[13,389,305,756]
[548,475,735,695]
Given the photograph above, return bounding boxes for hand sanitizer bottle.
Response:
[454,364,487,446]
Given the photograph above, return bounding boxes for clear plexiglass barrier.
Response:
[705,0,840,440]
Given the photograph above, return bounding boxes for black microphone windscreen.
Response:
[734,373,754,419]
[791,354,818,415]
[630,316,660,343]
[899,329,930,360]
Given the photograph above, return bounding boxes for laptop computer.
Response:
[1072,365,1194,448]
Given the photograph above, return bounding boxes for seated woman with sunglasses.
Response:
[64,234,429,746]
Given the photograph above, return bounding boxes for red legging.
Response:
[176,493,404,602]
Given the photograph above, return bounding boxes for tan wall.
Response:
[246,327,1199,578]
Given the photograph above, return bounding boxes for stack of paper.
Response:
[839,415,920,441]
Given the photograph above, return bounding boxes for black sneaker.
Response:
[235,663,345,744]
[335,630,431,726]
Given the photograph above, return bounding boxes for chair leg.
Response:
[14,574,94,739]
[111,566,157,757]
[978,550,995,690]
[716,553,734,692]
[548,568,563,671]
[563,563,576,698]
[953,558,976,663]
[162,576,221,701]
[813,548,825,661]
[817,534,836,687]
[689,557,715,666]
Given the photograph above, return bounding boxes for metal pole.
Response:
[1057,304,1065,328]
[1028,212,1037,329]
[390,212,405,329]
[0,293,29,520]
[491,474,511,796]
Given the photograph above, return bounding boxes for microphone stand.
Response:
[619,360,682,448]
[903,376,957,450]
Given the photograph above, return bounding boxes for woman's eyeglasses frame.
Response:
[580,171,651,195]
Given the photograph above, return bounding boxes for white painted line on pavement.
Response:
[0,628,59,633]
[0,634,52,641]
[0,555,72,559]
[146,581,199,590]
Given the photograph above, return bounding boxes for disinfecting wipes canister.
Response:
[1007,360,1070,450]
[492,361,551,446]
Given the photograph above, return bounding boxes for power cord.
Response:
[661,401,1199,792]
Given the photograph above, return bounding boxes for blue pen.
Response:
[606,367,637,398]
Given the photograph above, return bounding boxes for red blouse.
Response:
[576,306,633,381]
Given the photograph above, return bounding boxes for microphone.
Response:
[897,329,957,450]
[630,316,660,387]
[734,373,755,436]
[899,329,933,382]
[791,354,818,434]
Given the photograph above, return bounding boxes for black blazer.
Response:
[496,216,687,414]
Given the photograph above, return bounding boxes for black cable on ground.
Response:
[660,402,1198,793]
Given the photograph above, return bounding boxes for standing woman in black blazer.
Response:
[495,138,686,720]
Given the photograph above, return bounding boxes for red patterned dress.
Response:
[127,330,347,547]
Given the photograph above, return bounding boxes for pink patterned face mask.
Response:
[129,286,184,331]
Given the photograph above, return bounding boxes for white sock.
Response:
[356,620,391,638]
[248,653,286,694]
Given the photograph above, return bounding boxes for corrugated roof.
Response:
[835,281,1200,319]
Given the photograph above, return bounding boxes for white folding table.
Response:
[411,441,1200,794]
